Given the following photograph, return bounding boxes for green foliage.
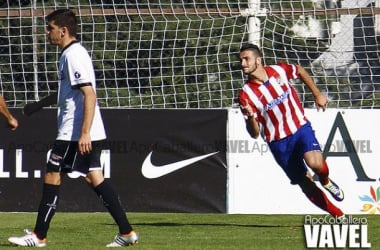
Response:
[0,1,379,108]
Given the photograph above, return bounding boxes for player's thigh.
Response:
[73,140,104,179]
[47,140,77,173]
[269,137,293,167]
[296,124,323,170]
[269,138,305,184]
[297,122,321,154]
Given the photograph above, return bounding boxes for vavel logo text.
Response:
[304,215,371,248]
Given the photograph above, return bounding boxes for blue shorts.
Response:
[268,122,321,185]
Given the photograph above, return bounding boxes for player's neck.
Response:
[59,37,78,50]
[249,67,268,85]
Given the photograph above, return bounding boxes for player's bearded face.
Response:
[240,51,258,75]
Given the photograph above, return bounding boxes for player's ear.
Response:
[60,27,68,38]
[256,56,263,65]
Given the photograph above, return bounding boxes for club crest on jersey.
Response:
[269,76,283,86]
[276,77,282,85]
[74,71,81,79]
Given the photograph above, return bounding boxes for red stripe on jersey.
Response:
[278,62,298,79]
[263,67,294,140]
[273,84,292,139]
[278,84,300,134]
[260,68,280,140]
[287,84,304,128]
[261,82,282,140]
[278,63,308,128]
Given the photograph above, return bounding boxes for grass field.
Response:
[0,212,379,249]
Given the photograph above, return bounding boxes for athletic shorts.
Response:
[268,122,321,185]
[46,140,105,176]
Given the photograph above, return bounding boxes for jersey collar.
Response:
[61,40,80,54]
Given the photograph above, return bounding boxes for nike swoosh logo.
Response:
[141,151,219,179]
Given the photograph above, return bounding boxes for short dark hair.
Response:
[240,43,263,57]
[46,9,77,38]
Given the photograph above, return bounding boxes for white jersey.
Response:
[56,41,106,141]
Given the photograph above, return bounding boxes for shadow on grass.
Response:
[101,222,303,228]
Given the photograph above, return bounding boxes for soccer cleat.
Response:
[8,229,47,247]
[106,230,139,247]
[323,179,344,201]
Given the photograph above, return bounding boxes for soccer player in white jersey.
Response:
[8,9,138,247]
[238,43,345,218]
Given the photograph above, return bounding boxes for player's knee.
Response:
[44,172,61,185]
[304,151,323,171]
[86,170,104,187]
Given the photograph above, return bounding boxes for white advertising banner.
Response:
[227,108,380,214]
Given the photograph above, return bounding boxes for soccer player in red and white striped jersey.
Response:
[238,43,345,218]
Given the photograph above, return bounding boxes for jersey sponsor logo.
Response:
[274,77,282,85]
[265,88,290,111]
[141,151,218,179]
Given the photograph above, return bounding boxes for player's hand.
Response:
[315,94,328,111]
[7,117,18,131]
[78,133,92,155]
[240,99,254,118]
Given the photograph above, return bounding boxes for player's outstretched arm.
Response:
[23,92,58,116]
[297,65,328,111]
[0,95,18,130]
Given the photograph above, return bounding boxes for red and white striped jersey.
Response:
[238,62,308,142]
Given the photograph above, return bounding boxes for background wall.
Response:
[1,108,378,215]
[0,108,227,213]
